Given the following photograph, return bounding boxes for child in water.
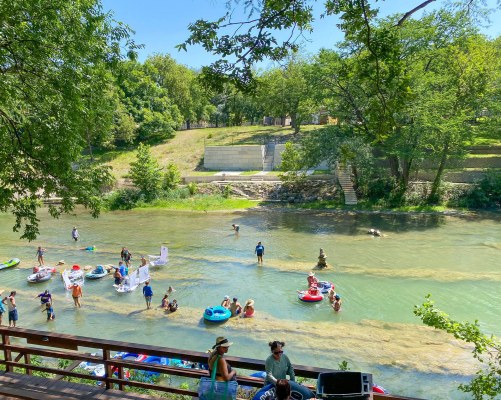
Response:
[44,302,55,320]
[332,295,342,312]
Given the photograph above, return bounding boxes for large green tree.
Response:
[0,0,137,239]
[145,54,214,129]
[179,0,494,90]
[114,60,182,141]
[258,57,317,133]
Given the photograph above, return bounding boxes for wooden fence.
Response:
[0,327,420,400]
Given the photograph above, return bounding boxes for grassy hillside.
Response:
[98,125,322,182]
[91,124,499,184]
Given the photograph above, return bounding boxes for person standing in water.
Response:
[143,281,153,309]
[332,295,342,312]
[2,291,19,327]
[36,246,46,266]
[255,241,264,264]
[232,224,240,234]
[70,283,82,308]
[71,227,79,241]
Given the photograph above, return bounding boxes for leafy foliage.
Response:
[278,142,307,184]
[129,144,162,201]
[414,295,501,399]
[452,172,501,209]
[106,188,142,210]
[187,182,198,195]
[0,0,136,240]
[162,163,182,191]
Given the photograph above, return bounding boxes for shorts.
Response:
[145,296,152,302]
[114,278,121,285]
[72,296,80,300]
[257,253,263,257]
[9,309,18,321]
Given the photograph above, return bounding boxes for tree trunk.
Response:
[401,158,413,189]
[86,126,93,161]
[186,120,191,130]
[429,142,449,203]
[281,115,286,127]
[387,155,401,183]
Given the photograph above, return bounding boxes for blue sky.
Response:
[101,0,501,69]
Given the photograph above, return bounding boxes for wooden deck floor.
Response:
[0,372,166,400]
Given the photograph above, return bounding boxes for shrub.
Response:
[453,172,501,209]
[129,143,162,201]
[106,188,142,210]
[162,163,181,191]
[223,184,232,198]
[187,182,198,195]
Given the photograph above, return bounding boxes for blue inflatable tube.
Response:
[142,356,169,377]
[252,381,315,400]
[204,305,231,322]
[241,371,267,391]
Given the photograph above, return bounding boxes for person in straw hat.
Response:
[242,299,255,318]
[307,271,318,288]
[208,337,237,382]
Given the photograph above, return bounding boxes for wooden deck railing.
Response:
[0,327,421,400]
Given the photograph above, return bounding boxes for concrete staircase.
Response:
[337,165,358,205]
[263,143,275,171]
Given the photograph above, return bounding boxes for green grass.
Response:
[186,171,218,176]
[285,200,452,213]
[466,154,501,158]
[312,169,332,175]
[98,125,323,184]
[136,195,261,211]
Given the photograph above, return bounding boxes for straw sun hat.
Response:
[245,299,255,307]
[213,336,233,349]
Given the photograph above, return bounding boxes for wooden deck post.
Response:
[103,349,112,390]
[24,354,32,375]
[1,333,12,373]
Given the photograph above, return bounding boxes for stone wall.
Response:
[204,145,264,170]
[196,181,341,203]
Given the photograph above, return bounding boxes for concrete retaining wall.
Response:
[204,145,264,170]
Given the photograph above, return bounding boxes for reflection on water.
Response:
[0,208,500,399]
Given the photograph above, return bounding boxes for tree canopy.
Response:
[0,0,137,239]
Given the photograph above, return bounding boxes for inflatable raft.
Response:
[317,281,334,294]
[27,270,52,283]
[62,265,84,289]
[204,306,231,322]
[0,258,20,271]
[298,290,324,302]
[85,265,108,279]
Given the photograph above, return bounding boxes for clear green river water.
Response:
[0,208,500,399]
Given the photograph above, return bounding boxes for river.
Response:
[0,208,500,399]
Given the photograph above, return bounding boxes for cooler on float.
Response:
[316,371,372,400]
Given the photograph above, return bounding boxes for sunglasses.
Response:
[273,350,284,355]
